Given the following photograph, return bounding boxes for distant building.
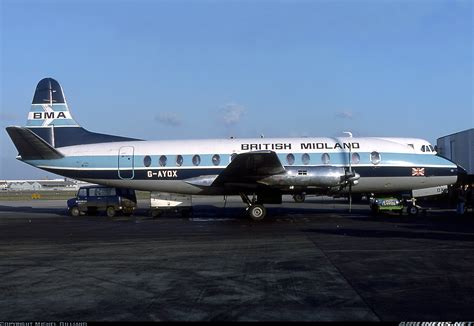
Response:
[0,178,95,191]
[437,128,474,182]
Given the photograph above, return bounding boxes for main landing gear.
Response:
[240,193,267,221]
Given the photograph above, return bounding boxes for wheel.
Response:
[151,209,163,218]
[370,204,380,214]
[408,205,419,216]
[181,208,192,218]
[69,206,80,217]
[106,206,116,217]
[293,194,306,203]
[248,204,266,221]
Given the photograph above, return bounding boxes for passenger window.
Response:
[192,155,201,166]
[143,155,151,167]
[96,188,116,196]
[212,154,221,166]
[370,151,381,165]
[78,188,87,197]
[321,153,330,164]
[159,155,167,167]
[176,155,183,167]
[287,153,295,165]
[351,152,360,164]
[302,153,310,165]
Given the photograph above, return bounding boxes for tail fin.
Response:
[21,78,140,148]
[27,78,79,128]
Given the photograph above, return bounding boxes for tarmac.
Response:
[1,196,474,321]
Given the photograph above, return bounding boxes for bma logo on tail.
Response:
[27,103,77,127]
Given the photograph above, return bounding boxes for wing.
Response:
[212,151,285,186]
[184,151,286,189]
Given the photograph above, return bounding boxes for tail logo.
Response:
[27,104,75,127]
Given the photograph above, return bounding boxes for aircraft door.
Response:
[118,146,135,179]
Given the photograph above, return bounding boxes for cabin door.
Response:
[118,146,135,179]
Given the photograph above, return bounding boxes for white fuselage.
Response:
[23,136,459,195]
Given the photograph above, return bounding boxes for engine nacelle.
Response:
[259,166,348,188]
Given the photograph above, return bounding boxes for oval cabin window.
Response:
[192,155,201,166]
[321,153,330,165]
[143,155,152,167]
[287,153,295,165]
[159,155,167,167]
[370,151,381,165]
[302,153,310,165]
[212,154,221,166]
[351,152,360,164]
[176,155,183,167]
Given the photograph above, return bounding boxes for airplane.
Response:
[6,78,464,220]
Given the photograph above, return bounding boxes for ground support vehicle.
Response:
[68,186,137,217]
[150,192,193,217]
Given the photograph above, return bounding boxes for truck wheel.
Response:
[70,206,80,217]
[248,204,266,221]
[181,209,192,218]
[106,206,116,217]
[408,205,419,216]
[370,204,380,214]
[151,209,162,218]
[293,194,306,203]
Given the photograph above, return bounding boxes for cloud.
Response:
[155,112,182,127]
[220,103,245,126]
[335,110,354,120]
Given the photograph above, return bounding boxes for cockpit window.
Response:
[421,145,426,152]
[429,145,435,152]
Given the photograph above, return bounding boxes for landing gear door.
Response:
[118,146,135,179]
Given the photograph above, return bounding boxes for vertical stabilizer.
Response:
[18,77,140,148]
[27,78,79,128]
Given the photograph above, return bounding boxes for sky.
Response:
[0,0,472,179]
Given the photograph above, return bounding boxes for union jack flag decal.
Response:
[412,168,425,176]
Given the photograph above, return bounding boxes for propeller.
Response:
[343,132,359,212]
[348,142,353,212]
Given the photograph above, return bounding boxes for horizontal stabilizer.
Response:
[6,126,64,160]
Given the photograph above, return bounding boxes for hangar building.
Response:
[437,128,474,183]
